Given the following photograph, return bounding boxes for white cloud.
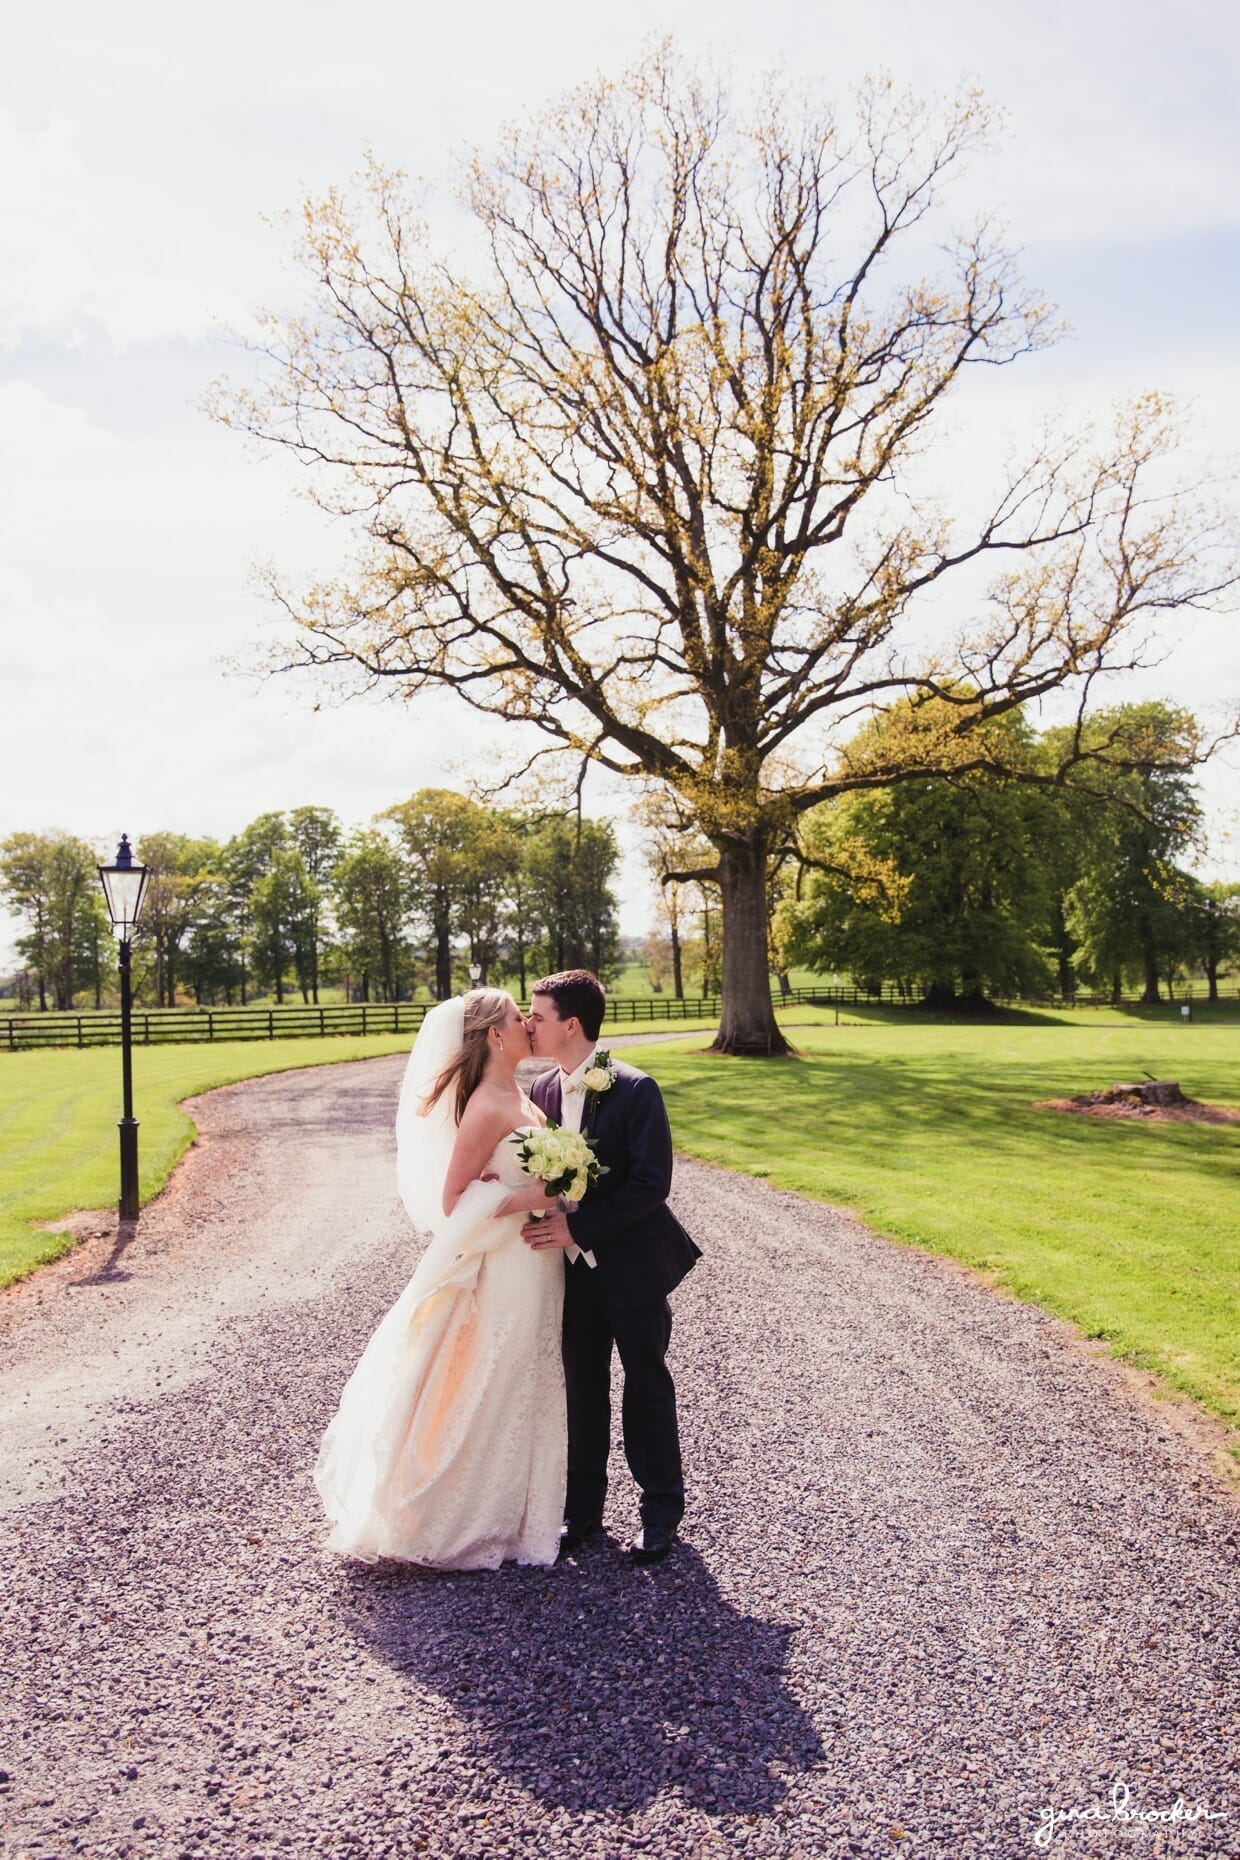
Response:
[4,1,1238,349]
[0,380,489,842]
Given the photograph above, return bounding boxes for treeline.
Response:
[5,703,1235,1017]
[772,701,1239,1006]
[0,791,620,1011]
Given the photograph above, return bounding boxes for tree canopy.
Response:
[217,46,1235,1052]
[1,797,622,1010]
[777,700,1217,1007]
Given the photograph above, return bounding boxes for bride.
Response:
[314,989,566,1568]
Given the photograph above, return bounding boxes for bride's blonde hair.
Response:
[421,988,513,1124]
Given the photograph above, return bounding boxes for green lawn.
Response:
[607,960,829,998]
[617,1012,1240,1446]
[4,1009,1237,1458]
[0,1003,794,1286]
[0,1035,412,1284]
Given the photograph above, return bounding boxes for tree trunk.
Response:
[1139,914,1161,1005]
[958,963,987,1012]
[1110,968,1122,1007]
[380,925,395,1001]
[710,832,789,1056]
[671,922,683,1001]
[1050,901,1075,999]
[435,918,452,999]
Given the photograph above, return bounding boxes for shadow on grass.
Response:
[336,1542,822,1817]
[657,1045,1240,1204]
[793,1000,1240,1030]
[840,1001,1070,1028]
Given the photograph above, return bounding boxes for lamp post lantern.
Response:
[97,834,151,1220]
[468,961,482,985]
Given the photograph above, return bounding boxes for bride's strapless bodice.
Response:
[486,1126,539,1193]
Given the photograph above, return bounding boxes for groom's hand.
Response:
[521,1209,575,1250]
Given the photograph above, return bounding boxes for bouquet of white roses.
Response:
[510,1122,607,1208]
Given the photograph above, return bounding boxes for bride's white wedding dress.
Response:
[315,1118,567,1570]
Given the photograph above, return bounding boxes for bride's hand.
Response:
[495,1182,556,1217]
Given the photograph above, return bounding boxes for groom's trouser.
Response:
[562,1259,684,1533]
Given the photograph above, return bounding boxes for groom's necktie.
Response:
[558,1069,596,1269]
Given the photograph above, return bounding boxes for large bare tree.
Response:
[217,49,1234,1053]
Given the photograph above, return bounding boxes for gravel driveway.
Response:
[1,1053,1236,1859]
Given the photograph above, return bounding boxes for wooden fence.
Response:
[0,992,737,1052]
[1,981,1232,1052]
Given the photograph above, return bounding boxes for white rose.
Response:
[542,1134,569,1172]
[583,1065,612,1092]
[527,1138,555,1176]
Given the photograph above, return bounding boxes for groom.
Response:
[522,970,700,1565]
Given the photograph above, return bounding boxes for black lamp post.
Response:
[97,834,151,1220]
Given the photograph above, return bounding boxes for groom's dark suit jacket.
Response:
[529,1060,700,1312]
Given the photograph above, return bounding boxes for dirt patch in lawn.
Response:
[1038,1092,1240,1126]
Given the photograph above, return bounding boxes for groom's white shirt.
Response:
[559,1045,598,1270]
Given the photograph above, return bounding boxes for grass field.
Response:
[624,1012,1239,1445]
[3,1007,1237,1456]
[0,1002,754,1286]
[0,1034,413,1285]
[0,1006,734,1285]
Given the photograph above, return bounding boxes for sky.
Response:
[1,0,1238,961]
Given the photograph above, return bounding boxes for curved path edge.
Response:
[6,1046,1237,1500]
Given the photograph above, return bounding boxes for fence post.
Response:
[320,1007,325,1036]
[209,1012,215,1042]
[362,1004,368,1036]
[268,1009,274,1039]
[77,1016,84,1048]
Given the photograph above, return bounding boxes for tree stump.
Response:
[1086,1080,1188,1109]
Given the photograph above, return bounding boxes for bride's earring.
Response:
[497,1035,505,1052]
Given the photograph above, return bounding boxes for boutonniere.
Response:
[581,1050,617,1096]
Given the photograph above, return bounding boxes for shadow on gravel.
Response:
[335,1541,823,1816]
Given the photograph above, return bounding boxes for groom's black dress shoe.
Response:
[557,1518,603,1559]
[629,1526,676,1565]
